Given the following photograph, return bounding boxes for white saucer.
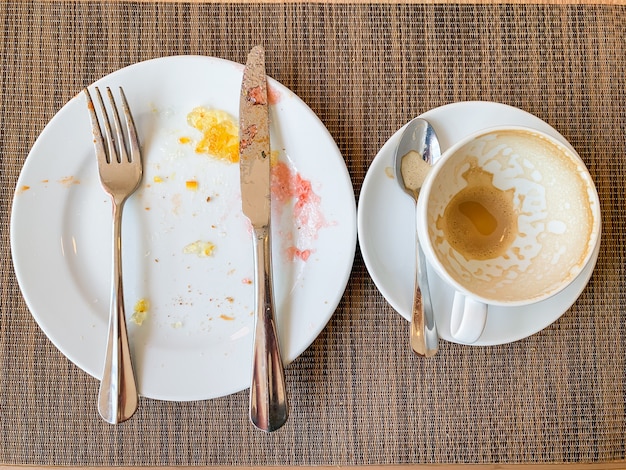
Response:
[357,101,600,346]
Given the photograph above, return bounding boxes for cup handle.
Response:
[450,292,487,344]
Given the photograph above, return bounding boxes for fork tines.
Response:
[83,86,140,166]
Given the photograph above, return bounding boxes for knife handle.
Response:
[249,226,289,432]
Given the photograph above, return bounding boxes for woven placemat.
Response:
[0,1,625,466]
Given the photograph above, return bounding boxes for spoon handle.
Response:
[410,216,439,357]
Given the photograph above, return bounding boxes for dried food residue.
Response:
[58,175,80,187]
[271,161,328,261]
[186,107,239,163]
[131,298,149,326]
[267,85,281,105]
[183,240,216,257]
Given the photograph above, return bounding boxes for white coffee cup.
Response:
[416,126,601,344]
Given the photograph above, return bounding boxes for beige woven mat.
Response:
[1,1,625,466]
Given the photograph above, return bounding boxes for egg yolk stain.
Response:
[183,240,216,257]
[131,298,149,325]
[187,107,239,163]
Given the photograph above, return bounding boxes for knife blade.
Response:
[239,45,288,433]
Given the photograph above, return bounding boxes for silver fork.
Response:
[84,86,142,424]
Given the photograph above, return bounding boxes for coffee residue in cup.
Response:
[439,160,518,261]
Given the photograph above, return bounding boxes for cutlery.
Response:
[394,118,441,357]
[239,45,288,432]
[84,86,142,423]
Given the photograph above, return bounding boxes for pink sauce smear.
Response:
[271,161,328,261]
[267,84,281,105]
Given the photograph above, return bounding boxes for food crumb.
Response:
[185,180,198,191]
[179,136,191,144]
[219,314,235,321]
[287,247,312,261]
[384,166,395,179]
[242,278,252,285]
[131,298,149,325]
[183,240,216,257]
[153,176,164,183]
[58,175,80,187]
[171,321,183,329]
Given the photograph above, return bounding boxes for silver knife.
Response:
[239,45,288,432]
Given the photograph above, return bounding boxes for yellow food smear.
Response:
[183,240,216,257]
[131,298,149,325]
[179,136,191,144]
[187,107,239,163]
[270,150,279,167]
[220,314,235,321]
[185,180,198,191]
[153,176,164,183]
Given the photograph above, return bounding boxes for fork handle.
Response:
[249,226,288,432]
[98,199,139,424]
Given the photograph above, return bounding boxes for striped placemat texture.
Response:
[0,1,625,466]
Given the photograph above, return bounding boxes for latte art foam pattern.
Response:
[427,130,598,304]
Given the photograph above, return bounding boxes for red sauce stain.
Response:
[247,86,267,105]
[268,85,281,105]
[287,247,311,262]
[271,161,327,262]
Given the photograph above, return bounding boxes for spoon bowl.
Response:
[395,119,441,196]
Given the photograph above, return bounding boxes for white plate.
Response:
[358,101,600,346]
[11,56,357,400]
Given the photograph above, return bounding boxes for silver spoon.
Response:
[394,117,440,357]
